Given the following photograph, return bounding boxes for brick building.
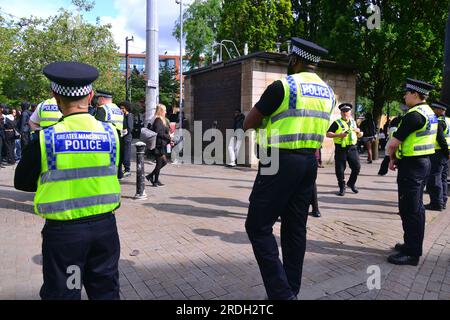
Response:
[183,52,357,166]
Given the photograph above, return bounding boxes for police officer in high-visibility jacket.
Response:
[425,101,450,211]
[29,97,63,132]
[326,103,363,196]
[14,61,121,299]
[244,37,335,300]
[94,90,125,179]
[387,78,437,266]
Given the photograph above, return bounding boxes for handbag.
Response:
[140,127,157,150]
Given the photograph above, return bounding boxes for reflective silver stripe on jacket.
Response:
[271,109,330,124]
[414,144,435,151]
[40,165,117,184]
[40,118,61,122]
[268,133,324,144]
[416,130,437,137]
[37,194,120,214]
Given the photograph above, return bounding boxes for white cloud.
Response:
[0,0,188,55]
[101,0,186,55]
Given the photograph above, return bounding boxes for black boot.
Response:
[347,183,359,194]
[337,182,346,196]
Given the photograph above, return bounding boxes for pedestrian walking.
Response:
[359,113,377,163]
[145,104,171,187]
[227,108,245,167]
[119,101,134,178]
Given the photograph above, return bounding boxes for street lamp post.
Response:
[125,36,134,102]
[176,0,184,149]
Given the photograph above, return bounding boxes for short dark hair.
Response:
[407,89,427,101]
[54,92,90,104]
[119,101,131,112]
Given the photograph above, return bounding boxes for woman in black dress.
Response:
[146,104,171,186]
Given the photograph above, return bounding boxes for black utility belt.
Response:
[277,148,316,155]
[335,144,357,149]
[399,155,430,160]
[45,212,113,226]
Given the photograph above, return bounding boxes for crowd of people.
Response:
[0,102,38,167]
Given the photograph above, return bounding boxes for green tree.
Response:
[306,0,448,125]
[218,0,293,55]
[0,15,18,104]
[173,0,222,67]
[0,1,124,105]
[159,66,180,109]
[129,67,146,104]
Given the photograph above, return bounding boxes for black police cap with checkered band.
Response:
[431,101,449,111]
[404,78,434,96]
[291,37,328,64]
[96,90,113,99]
[43,61,99,97]
[338,103,353,112]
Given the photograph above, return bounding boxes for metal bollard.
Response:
[134,142,147,200]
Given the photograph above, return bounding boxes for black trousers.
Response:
[4,132,15,164]
[246,153,316,300]
[426,152,447,208]
[40,214,120,300]
[309,182,319,213]
[443,159,449,207]
[147,150,168,183]
[397,157,430,257]
[123,138,132,172]
[334,145,361,187]
[117,138,124,179]
[20,131,30,153]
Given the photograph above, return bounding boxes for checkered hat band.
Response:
[292,45,321,63]
[51,82,93,97]
[406,83,429,95]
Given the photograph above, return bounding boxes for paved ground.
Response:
[0,153,449,300]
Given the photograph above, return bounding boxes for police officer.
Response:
[244,37,335,300]
[387,78,436,266]
[425,101,450,211]
[29,96,63,132]
[326,103,363,196]
[94,90,125,179]
[14,61,121,299]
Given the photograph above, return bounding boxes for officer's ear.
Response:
[87,91,95,105]
[52,91,61,106]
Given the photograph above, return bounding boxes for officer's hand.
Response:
[389,159,397,171]
[338,132,348,138]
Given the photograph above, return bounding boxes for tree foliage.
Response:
[291,0,448,124]
[0,1,124,106]
[159,66,180,109]
[173,0,222,67]
[218,0,293,54]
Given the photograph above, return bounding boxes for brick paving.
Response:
[0,153,449,300]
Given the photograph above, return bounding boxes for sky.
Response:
[0,0,190,55]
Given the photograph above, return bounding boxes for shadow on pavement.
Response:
[162,173,255,183]
[192,228,389,258]
[0,188,35,214]
[318,196,397,207]
[320,205,398,216]
[171,196,249,208]
[144,203,247,220]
